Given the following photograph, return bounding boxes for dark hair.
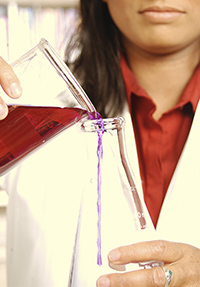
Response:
[65,0,127,118]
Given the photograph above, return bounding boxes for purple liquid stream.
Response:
[88,112,104,266]
[96,120,104,266]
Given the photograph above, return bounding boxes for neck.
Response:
[124,44,200,120]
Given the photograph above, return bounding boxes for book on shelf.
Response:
[0,6,8,61]
[0,2,77,63]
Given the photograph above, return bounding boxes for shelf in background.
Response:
[0,0,79,8]
[0,2,78,62]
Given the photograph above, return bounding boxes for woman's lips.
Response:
[139,6,185,23]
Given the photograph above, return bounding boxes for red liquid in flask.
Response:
[0,104,103,266]
[0,105,89,176]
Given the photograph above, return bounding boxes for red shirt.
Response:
[121,56,200,227]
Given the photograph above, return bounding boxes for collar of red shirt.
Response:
[120,55,200,114]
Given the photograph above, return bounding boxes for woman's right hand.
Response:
[0,57,22,120]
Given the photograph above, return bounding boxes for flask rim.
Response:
[39,38,97,114]
[81,117,125,133]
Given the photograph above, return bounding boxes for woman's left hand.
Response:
[96,240,200,287]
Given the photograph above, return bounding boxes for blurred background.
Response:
[0,0,78,285]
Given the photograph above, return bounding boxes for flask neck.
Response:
[82,117,147,230]
[81,117,125,133]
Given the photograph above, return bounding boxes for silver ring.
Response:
[162,266,173,287]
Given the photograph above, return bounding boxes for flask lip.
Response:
[81,117,125,132]
[39,38,97,113]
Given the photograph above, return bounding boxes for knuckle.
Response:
[151,267,166,287]
[1,66,13,77]
[109,273,124,287]
[152,240,168,256]
[0,58,13,79]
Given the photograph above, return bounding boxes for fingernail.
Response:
[108,249,120,262]
[97,276,110,287]
[9,82,22,98]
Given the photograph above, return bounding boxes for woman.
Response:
[65,1,200,285]
[1,0,200,286]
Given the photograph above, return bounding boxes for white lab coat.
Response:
[2,101,200,287]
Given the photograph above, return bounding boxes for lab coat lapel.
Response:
[157,100,200,247]
[122,102,200,247]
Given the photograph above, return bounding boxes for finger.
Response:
[97,267,167,287]
[0,57,22,98]
[108,240,183,265]
[161,264,188,287]
[0,97,8,120]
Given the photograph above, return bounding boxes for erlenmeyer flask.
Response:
[0,38,97,176]
[68,117,162,287]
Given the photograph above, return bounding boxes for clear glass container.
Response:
[0,38,96,176]
[68,117,162,287]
